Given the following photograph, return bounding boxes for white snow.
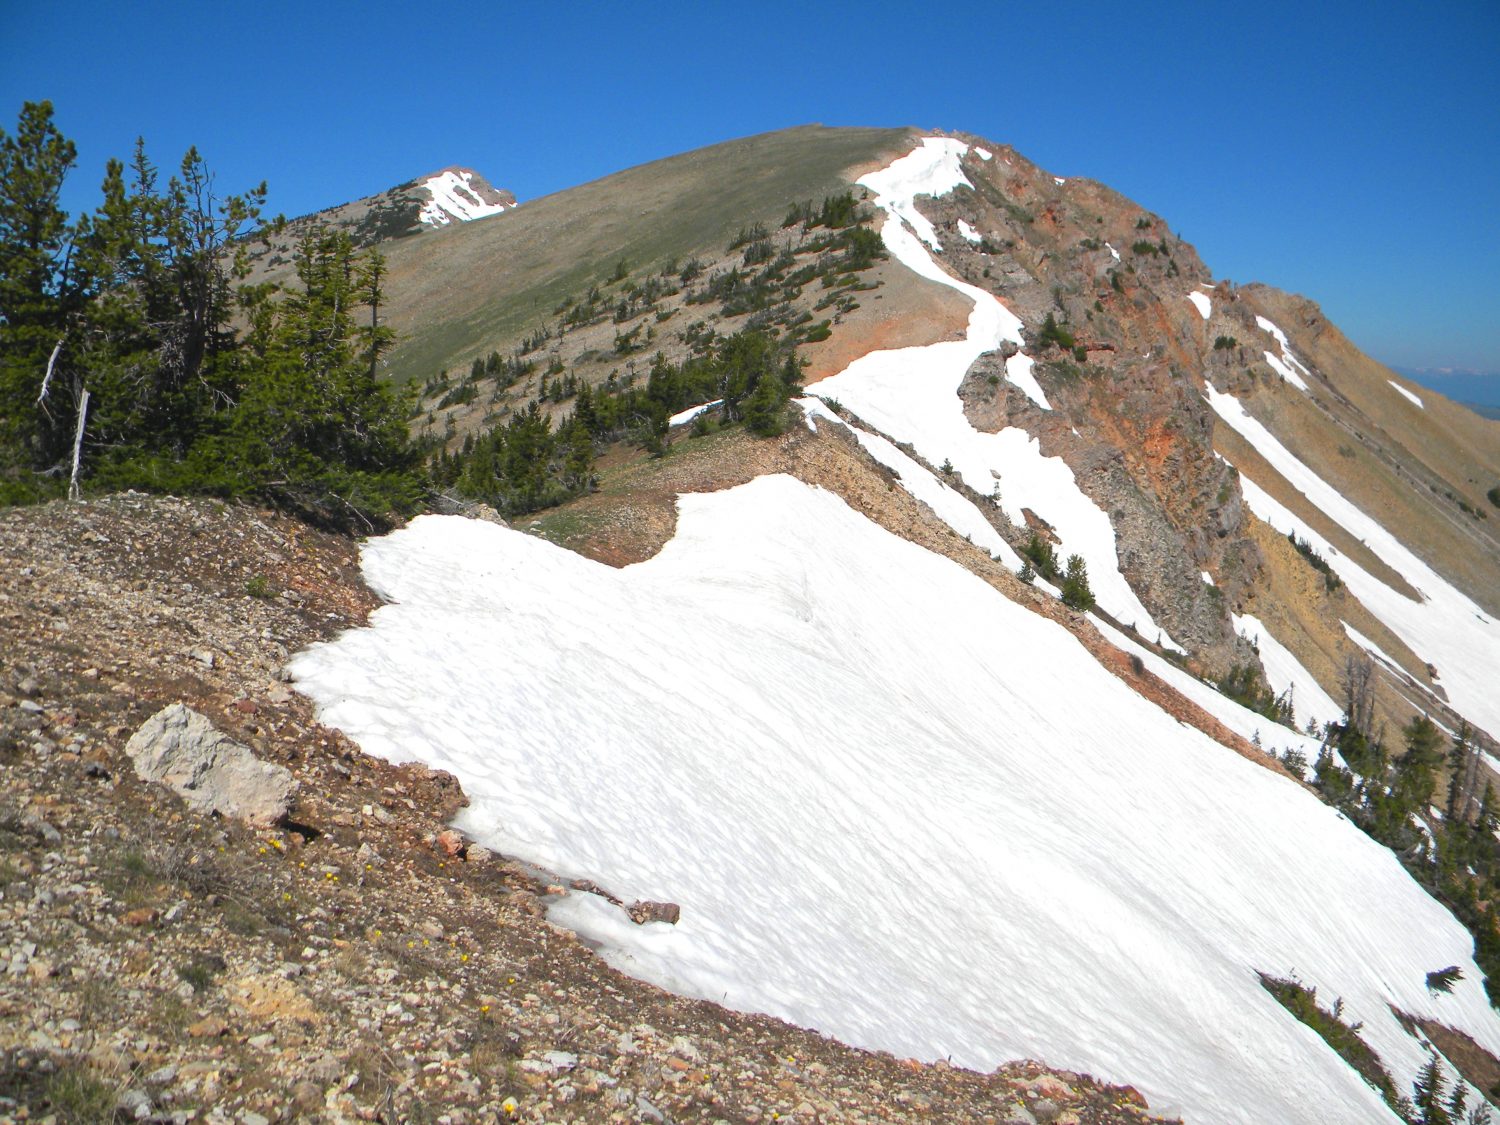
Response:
[1093,617,1325,764]
[1208,384,1500,742]
[956,219,982,244]
[1388,380,1425,409]
[1053,176,1066,185]
[809,137,1181,649]
[1263,350,1310,392]
[1254,315,1314,391]
[1233,613,1341,732]
[418,169,511,227]
[1186,291,1211,321]
[1201,570,1215,586]
[975,147,993,160]
[799,398,1025,570]
[668,400,722,427]
[292,476,1500,1125]
[1342,622,1418,684]
[854,136,972,251]
[1106,241,1121,262]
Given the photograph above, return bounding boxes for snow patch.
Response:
[1187,291,1211,321]
[1388,380,1425,409]
[1232,613,1341,732]
[957,219,982,244]
[799,398,1025,571]
[1053,176,1066,185]
[1254,315,1314,392]
[418,169,511,227]
[292,480,1500,1124]
[668,400,721,427]
[975,147,993,160]
[855,136,971,251]
[1201,570,1215,586]
[1106,241,1121,261]
[1263,350,1310,391]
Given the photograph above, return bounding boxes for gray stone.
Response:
[117,1089,152,1119]
[125,704,296,826]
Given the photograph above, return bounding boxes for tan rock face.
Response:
[125,702,296,826]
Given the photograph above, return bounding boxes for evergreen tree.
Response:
[1392,715,1446,818]
[1060,553,1095,611]
[0,100,78,491]
[1021,532,1058,580]
[227,229,416,527]
[1412,1054,1450,1125]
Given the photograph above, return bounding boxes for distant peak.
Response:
[416,167,516,228]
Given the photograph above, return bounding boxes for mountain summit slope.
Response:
[290,129,1500,1122]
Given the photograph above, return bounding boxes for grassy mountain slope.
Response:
[373,125,914,384]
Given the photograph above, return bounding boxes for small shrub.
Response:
[1036,312,1076,350]
[1213,335,1238,351]
[1259,974,1399,1108]
[1131,240,1160,257]
[42,1062,122,1123]
[1427,965,1464,993]
[1488,485,1500,509]
[1288,530,1342,592]
[178,956,224,993]
[1021,532,1058,580]
[245,574,274,599]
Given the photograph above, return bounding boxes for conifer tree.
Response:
[1060,554,1095,611]
[1412,1054,1450,1125]
[0,100,78,489]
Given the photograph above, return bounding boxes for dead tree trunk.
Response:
[68,388,90,501]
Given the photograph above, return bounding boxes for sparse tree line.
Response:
[424,191,886,519]
[430,328,803,516]
[1304,653,1500,1021]
[0,101,421,529]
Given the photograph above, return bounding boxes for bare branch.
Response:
[36,337,64,408]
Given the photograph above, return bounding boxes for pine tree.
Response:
[0,100,78,489]
[1393,715,1446,818]
[743,367,788,436]
[1411,1054,1449,1125]
[1446,1074,1468,1122]
[227,229,416,526]
[1060,554,1095,611]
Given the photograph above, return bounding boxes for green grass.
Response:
[380,125,914,384]
[40,1063,122,1123]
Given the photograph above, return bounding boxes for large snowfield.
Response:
[290,137,1500,1122]
[294,479,1500,1124]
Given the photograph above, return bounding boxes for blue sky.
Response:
[3,0,1497,376]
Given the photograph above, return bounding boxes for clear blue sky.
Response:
[3,0,1497,374]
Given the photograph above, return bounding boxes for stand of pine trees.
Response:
[430,328,801,518]
[1313,673,1500,1011]
[0,101,419,529]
